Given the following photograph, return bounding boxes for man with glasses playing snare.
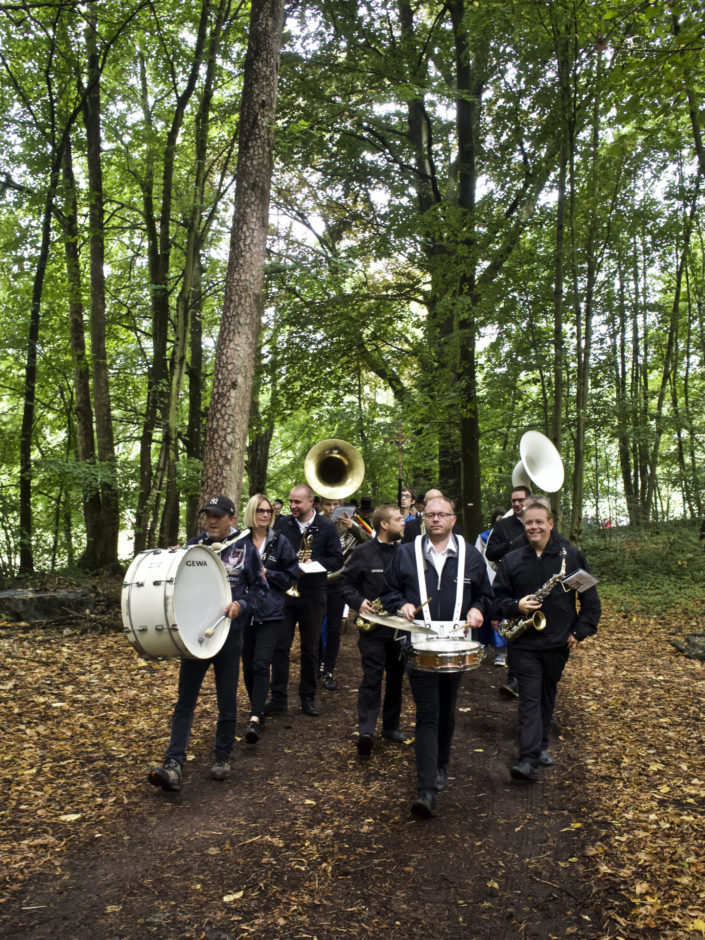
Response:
[381,495,493,818]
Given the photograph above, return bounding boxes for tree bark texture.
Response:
[201,0,285,511]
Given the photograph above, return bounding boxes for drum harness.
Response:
[412,533,466,637]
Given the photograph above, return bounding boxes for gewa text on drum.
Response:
[121,545,231,660]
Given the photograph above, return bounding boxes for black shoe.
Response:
[510,759,539,781]
[435,768,450,791]
[411,790,438,818]
[149,758,182,792]
[381,728,405,743]
[322,673,337,691]
[300,698,319,717]
[537,749,554,766]
[245,720,261,743]
[263,700,287,716]
[500,677,519,698]
[357,733,373,756]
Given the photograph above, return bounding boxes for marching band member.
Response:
[381,495,493,818]
[485,485,531,696]
[241,494,299,744]
[148,496,267,792]
[266,484,343,717]
[338,504,407,756]
[492,496,601,781]
[318,497,349,691]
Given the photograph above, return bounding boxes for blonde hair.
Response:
[524,495,552,519]
[243,493,274,530]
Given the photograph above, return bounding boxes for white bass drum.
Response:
[121,545,231,660]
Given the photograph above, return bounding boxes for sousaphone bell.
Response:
[511,431,564,493]
[304,438,365,500]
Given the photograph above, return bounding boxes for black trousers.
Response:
[242,619,282,718]
[407,666,463,792]
[508,644,570,764]
[357,626,405,735]
[321,583,346,674]
[270,594,326,704]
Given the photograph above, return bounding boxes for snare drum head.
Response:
[170,545,231,658]
[413,638,481,653]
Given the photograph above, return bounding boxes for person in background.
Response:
[400,487,418,524]
[485,485,531,696]
[148,496,267,792]
[241,494,299,744]
[318,497,349,691]
[492,496,601,781]
[475,507,508,666]
[272,499,284,523]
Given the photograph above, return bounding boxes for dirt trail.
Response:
[1,621,630,939]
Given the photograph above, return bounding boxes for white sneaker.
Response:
[494,651,507,667]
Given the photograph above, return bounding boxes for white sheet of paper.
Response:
[300,560,326,574]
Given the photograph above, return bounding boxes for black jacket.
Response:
[339,537,399,612]
[381,535,493,625]
[187,529,267,623]
[248,528,299,622]
[276,511,344,598]
[485,513,527,562]
[491,531,601,649]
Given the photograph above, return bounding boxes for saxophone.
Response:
[500,548,567,643]
[355,597,388,633]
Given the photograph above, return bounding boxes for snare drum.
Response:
[121,546,231,660]
[408,637,483,673]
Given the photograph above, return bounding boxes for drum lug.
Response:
[135,625,148,633]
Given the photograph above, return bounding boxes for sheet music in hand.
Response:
[562,569,599,593]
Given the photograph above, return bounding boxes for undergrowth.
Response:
[581,519,705,624]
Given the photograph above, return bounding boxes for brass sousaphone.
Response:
[304,438,365,499]
[304,438,365,585]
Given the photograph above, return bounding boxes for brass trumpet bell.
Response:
[304,438,365,499]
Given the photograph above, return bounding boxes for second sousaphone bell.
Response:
[511,430,564,493]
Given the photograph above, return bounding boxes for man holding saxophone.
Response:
[492,495,601,782]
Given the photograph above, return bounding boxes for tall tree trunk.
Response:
[159,0,231,546]
[19,176,59,573]
[83,3,120,569]
[201,0,285,508]
[134,0,212,551]
[569,50,602,545]
[60,137,103,566]
[550,14,572,532]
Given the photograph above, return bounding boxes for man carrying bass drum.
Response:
[148,496,268,793]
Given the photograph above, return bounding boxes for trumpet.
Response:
[286,530,314,598]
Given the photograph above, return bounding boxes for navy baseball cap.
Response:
[199,495,236,517]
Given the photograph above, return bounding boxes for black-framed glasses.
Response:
[256,508,273,514]
[423,511,454,520]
